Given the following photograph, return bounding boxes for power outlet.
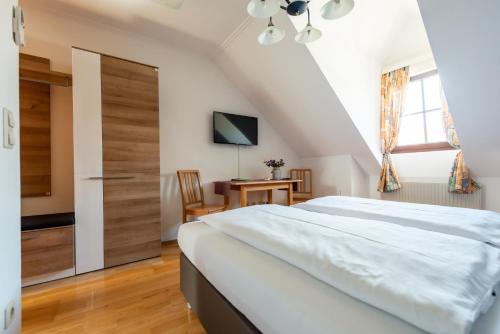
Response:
[4,300,15,330]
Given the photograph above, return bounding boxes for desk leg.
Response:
[287,184,293,206]
[240,187,248,207]
[267,190,273,204]
[224,195,230,209]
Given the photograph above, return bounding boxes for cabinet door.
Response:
[22,226,74,278]
[72,48,104,274]
[100,55,161,268]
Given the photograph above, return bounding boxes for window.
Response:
[394,70,454,153]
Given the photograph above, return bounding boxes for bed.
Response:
[178,203,500,334]
[294,196,500,246]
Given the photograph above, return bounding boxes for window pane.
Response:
[426,110,447,143]
[423,75,441,110]
[403,80,423,115]
[398,114,425,146]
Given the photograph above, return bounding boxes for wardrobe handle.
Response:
[87,176,136,180]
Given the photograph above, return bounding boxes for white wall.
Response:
[369,175,381,199]
[299,154,369,198]
[392,150,457,182]
[477,178,500,213]
[21,5,299,240]
[0,0,21,333]
[351,157,369,198]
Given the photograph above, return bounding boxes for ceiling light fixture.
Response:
[247,0,281,18]
[153,0,185,10]
[248,0,355,46]
[258,18,287,45]
[321,0,355,20]
[295,9,322,44]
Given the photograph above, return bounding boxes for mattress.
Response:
[178,222,500,334]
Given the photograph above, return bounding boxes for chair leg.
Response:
[182,210,187,224]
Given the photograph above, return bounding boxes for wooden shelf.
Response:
[20,53,72,87]
[20,68,72,87]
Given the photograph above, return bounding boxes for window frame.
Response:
[393,70,456,154]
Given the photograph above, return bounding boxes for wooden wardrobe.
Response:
[72,48,161,274]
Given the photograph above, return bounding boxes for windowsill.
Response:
[392,142,457,154]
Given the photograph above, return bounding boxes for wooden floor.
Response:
[22,242,206,334]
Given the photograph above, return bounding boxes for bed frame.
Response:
[180,253,261,334]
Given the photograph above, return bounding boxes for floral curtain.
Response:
[441,95,480,193]
[377,67,410,193]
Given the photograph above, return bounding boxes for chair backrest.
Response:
[177,170,205,207]
[290,169,312,198]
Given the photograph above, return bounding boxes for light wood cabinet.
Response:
[22,226,74,279]
[20,54,51,197]
[101,55,161,267]
[73,49,161,273]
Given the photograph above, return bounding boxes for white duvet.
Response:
[295,196,500,246]
[200,205,500,334]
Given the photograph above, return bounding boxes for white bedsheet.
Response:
[199,205,500,334]
[295,196,500,246]
[178,221,500,334]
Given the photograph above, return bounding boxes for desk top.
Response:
[216,179,302,186]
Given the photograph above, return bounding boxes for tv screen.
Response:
[213,111,258,146]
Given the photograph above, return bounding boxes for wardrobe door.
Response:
[100,55,161,268]
[73,49,104,274]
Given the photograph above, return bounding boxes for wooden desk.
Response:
[214,179,302,207]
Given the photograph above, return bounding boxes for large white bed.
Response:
[179,218,500,334]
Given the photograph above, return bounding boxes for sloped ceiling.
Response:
[215,15,381,173]
[20,0,249,53]
[417,0,500,176]
[302,0,430,68]
[22,0,433,176]
[215,0,432,174]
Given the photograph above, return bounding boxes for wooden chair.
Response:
[290,169,313,204]
[177,170,226,224]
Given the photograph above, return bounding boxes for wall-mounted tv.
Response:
[213,111,258,146]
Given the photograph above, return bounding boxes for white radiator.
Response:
[381,182,483,209]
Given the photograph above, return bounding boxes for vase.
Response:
[271,167,282,180]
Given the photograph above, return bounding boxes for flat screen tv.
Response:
[213,111,258,146]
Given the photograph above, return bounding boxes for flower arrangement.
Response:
[264,159,285,168]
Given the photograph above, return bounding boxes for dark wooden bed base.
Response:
[180,252,261,334]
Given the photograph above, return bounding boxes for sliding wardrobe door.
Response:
[100,55,161,268]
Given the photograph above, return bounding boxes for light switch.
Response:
[8,129,15,146]
[3,108,15,149]
[7,110,15,127]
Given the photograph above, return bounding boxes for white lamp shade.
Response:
[295,25,322,44]
[247,0,281,18]
[153,0,184,10]
[321,0,355,20]
[258,25,286,45]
